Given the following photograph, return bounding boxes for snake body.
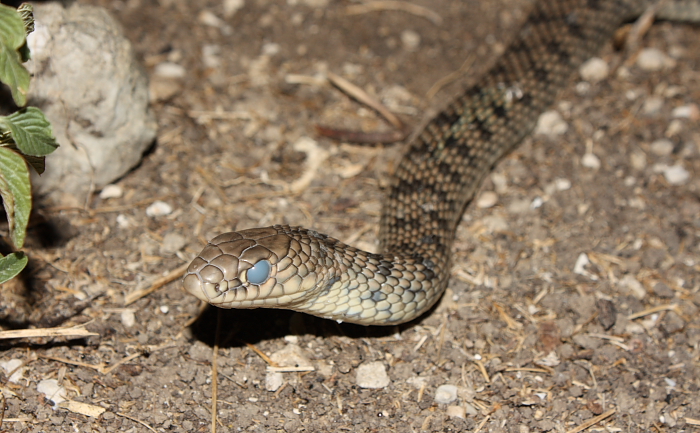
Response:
[184,0,697,325]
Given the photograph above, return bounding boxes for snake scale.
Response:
[183,0,698,325]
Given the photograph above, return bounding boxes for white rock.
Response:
[0,359,26,384]
[642,96,664,116]
[434,384,458,404]
[198,10,224,28]
[650,139,674,156]
[202,44,222,69]
[37,379,67,407]
[223,0,245,18]
[446,405,466,419]
[116,214,131,228]
[356,361,390,389]
[579,57,609,83]
[671,104,699,120]
[535,110,568,136]
[619,275,646,299]
[663,165,689,185]
[476,191,498,208]
[265,371,284,392]
[573,253,598,280]
[27,3,156,205]
[270,344,313,368]
[401,30,421,51]
[159,305,169,314]
[637,48,673,71]
[630,151,647,170]
[154,62,186,78]
[121,309,136,327]
[582,152,601,170]
[99,184,123,199]
[146,201,173,217]
[554,178,571,191]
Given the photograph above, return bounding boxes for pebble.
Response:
[99,184,123,199]
[535,110,568,136]
[434,384,458,404]
[636,48,673,71]
[265,371,284,392]
[663,165,690,185]
[476,191,498,208]
[581,152,601,170]
[573,253,598,280]
[146,201,173,217]
[446,405,466,419]
[642,96,664,116]
[198,10,225,28]
[37,379,67,406]
[630,151,647,170]
[650,139,674,156]
[154,62,186,79]
[223,0,245,18]
[356,361,390,389]
[653,282,675,298]
[161,232,187,255]
[121,309,136,327]
[0,359,25,383]
[401,30,421,51]
[579,57,609,83]
[619,275,646,299]
[671,103,700,120]
[270,344,313,368]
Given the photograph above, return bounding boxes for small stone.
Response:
[573,253,598,280]
[146,201,173,217]
[0,359,26,384]
[161,232,187,255]
[663,165,689,185]
[596,299,617,330]
[159,305,169,314]
[661,311,685,334]
[535,110,568,136]
[554,178,571,191]
[637,48,673,71]
[223,0,245,18]
[202,44,222,69]
[569,385,583,397]
[270,344,313,369]
[99,184,123,199]
[434,384,458,404]
[400,30,421,51]
[198,10,224,28]
[356,361,390,389]
[37,379,67,406]
[446,405,466,419]
[265,371,284,392]
[121,309,136,327]
[581,152,601,170]
[579,57,609,83]
[650,139,674,156]
[619,275,646,299]
[642,96,664,116]
[672,104,700,120]
[476,191,498,208]
[630,151,647,170]
[653,282,675,298]
[154,62,186,79]
[507,198,531,214]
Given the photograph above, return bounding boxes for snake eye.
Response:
[244,260,271,285]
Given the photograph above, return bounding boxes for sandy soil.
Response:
[1,0,699,431]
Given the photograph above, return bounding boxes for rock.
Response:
[265,371,284,392]
[446,405,466,419]
[269,344,313,368]
[434,384,458,404]
[401,30,421,51]
[161,232,187,255]
[99,184,123,199]
[579,57,609,83]
[476,191,498,208]
[650,139,674,156]
[37,379,67,406]
[120,309,136,327]
[146,201,173,217]
[581,152,601,170]
[356,361,390,389]
[636,48,674,71]
[535,110,568,136]
[27,3,156,205]
[662,165,690,185]
[671,104,699,120]
[653,282,675,299]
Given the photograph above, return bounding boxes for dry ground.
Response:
[1,0,699,432]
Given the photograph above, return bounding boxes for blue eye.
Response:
[246,260,271,285]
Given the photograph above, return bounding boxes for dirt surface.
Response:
[1,0,699,431]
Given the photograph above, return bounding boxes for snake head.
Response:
[183,226,323,309]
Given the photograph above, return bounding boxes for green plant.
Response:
[0,3,58,284]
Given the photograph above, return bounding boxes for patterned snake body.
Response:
[184,0,698,325]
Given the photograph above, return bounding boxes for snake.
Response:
[183,0,698,325]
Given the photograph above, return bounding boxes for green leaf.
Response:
[0,5,27,49]
[0,5,30,105]
[0,147,31,249]
[0,251,27,284]
[0,108,58,157]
